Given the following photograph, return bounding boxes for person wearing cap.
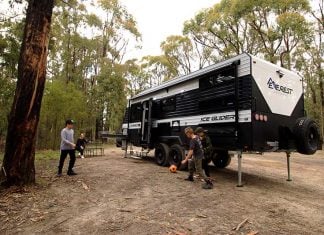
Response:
[195,127,213,177]
[57,119,77,176]
[181,127,213,189]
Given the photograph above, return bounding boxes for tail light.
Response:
[254,113,260,121]
[260,115,264,121]
[254,113,268,122]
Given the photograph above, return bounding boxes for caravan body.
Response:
[121,53,320,167]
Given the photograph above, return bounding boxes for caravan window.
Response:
[199,95,235,112]
[161,96,176,112]
[199,66,235,89]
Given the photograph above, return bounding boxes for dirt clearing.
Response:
[1,147,324,234]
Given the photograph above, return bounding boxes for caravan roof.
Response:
[131,53,251,100]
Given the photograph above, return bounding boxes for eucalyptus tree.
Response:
[123,59,149,96]
[140,55,178,84]
[183,0,310,68]
[160,35,213,75]
[83,0,140,132]
[45,0,140,135]
[294,0,324,139]
[183,0,260,59]
[1,0,55,186]
[160,35,194,75]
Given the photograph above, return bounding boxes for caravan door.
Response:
[141,99,152,147]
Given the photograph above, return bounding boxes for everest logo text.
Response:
[267,78,293,94]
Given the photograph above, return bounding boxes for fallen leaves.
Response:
[30,216,45,222]
[196,214,208,218]
[247,231,259,235]
[167,231,187,235]
[0,211,7,216]
[118,208,132,213]
[81,182,89,190]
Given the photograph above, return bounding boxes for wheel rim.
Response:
[156,148,164,164]
[169,149,181,165]
[308,126,319,149]
[212,151,231,168]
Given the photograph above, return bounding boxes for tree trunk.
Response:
[1,0,55,186]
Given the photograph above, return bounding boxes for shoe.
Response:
[67,170,77,176]
[202,181,213,189]
[81,155,84,158]
[56,172,62,177]
[184,175,194,181]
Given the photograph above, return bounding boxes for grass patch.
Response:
[0,150,59,163]
[35,150,59,161]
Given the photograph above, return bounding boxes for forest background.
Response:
[0,0,323,150]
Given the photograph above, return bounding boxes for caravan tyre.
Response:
[212,151,231,168]
[155,143,170,166]
[168,144,185,168]
[294,117,320,155]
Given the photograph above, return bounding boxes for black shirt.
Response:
[189,136,203,159]
[76,138,87,148]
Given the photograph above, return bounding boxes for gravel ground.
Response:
[0,147,323,235]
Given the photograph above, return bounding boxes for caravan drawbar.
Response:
[120,53,321,185]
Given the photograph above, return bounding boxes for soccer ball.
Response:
[169,165,177,173]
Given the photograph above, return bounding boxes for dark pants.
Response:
[77,146,84,156]
[58,149,76,173]
[188,158,208,181]
[202,158,210,177]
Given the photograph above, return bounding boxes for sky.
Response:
[0,0,219,59]
[119,0,219,59]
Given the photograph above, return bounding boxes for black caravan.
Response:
[119,53,321,185]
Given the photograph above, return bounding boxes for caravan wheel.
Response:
[155,143,170,166]
[294,117,320,155]
[212,151,231,168]
[168,144,185,167]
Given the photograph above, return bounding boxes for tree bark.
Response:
[1,0,55,186]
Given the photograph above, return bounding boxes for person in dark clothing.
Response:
[57,119,77,176]
[76,132,87,158]
[181,127,213,189]
[195,127,213,177]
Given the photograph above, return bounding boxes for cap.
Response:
[195,127,206,134]
[65,119,75,125]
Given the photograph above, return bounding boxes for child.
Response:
[181,127,213,189]
[76,133,87,158]
[195,127,213,177]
